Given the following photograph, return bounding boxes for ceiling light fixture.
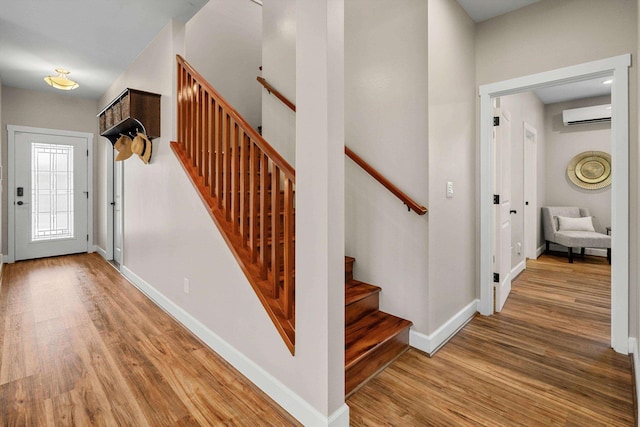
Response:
[602,79,613,85]
[44,68,79,90]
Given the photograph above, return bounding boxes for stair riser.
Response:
[345,259,354,282]
[345,293,379,327]
[345,327,410,396]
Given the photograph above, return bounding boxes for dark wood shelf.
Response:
[98,88,161,145]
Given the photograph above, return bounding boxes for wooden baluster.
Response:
[283,178,294,319]
[259,154,269,279]
[188,75,194,162]
[208,97,215,197]
[223,113,231,218]
[271,167,282,297]
[231,120,240,232]
[177,65,182,147]
[201,91,208,187]
[194,85,201,170]
[215,104,223,205]
[249,141,259,261]
[239,132,249,246]
[181,67,186,150]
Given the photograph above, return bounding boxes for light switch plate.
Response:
[446,181,454,198]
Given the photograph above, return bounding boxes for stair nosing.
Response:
[345,280,381,305]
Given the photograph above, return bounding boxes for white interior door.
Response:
[13,131,88,261]
[523,122,538,260]
[113,160,123,265]
[494,104,512,312]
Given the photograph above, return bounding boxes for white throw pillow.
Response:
[557,215,595,232]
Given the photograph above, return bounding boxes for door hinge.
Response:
[86,234,89,242]
[493,194,500,204]
[493,116,500,126]
[87,149,89,156]
[493,273,499,283]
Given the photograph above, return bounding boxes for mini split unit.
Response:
[562,104,611,126]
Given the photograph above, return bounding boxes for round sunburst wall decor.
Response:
[567,151,611,190]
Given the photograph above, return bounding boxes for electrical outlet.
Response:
[446,181,454,198]
[183,278,190,294]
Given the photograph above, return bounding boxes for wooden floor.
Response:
[0,253,300,426]
[348,253,635,426]
[1,253,634,426]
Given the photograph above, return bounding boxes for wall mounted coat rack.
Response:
[98,88,161,145]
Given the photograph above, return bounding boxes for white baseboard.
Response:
[95,245,108,260]
[3,254,14,264]
[536,244,545,258]
[511,260,526,279]
[629,337,640,426]
[410,299,478,355]
[120,265,346,427]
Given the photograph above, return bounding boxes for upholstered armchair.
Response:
[541,206,611,264]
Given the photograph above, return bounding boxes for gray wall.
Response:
[544,96,611,235]
[261,0,296,166]
[345,0,430,332]
[500,91,546,269]
[1,86,99,255]
[427,0,477,332]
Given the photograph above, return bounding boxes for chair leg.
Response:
[546,241,550,252]
[607,248,611,264]
[568,247,574,263]
[580,247,585,256]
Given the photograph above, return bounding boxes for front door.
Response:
[13,130,89,261]
[494,104,512,312]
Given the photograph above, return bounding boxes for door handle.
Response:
[16,201,29,206]
[510,210,517,214]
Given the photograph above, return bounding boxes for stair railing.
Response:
[257,76,427,215]
[174,55,296,353]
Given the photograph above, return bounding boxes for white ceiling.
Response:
[0,0,208,99]
[534,77,612,105]
[0,0,609,105]
[456,0,541,23]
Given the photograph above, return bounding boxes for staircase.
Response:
[344,257,412,396]
[173,55,413,395]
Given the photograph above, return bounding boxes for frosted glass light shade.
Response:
[44,68,79,90]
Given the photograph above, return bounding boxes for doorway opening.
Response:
[479,54,630,354]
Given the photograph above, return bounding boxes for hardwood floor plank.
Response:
[348,254,635,426]
[0,254,300,426]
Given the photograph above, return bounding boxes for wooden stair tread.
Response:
[345,280,381,306]
[345,311,412,369]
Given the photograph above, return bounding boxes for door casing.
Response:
[7,125,94,263]
[479,54,630,354]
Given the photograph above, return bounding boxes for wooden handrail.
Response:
[257,75,427,216]
[175,55,296,353]
[344,147,427,215]
[257,77,296,112]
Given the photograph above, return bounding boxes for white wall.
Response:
[544,96,611,237]
[184,0,262,129]
[0,80,2,266]
[500,91,546,268]
[427,0,477,333]
[345,0,430,331]
[1,86,99,255]
[261,0,296,166]
[477,0,637,336]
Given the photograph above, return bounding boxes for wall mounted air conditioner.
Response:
[562,104,611,126]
